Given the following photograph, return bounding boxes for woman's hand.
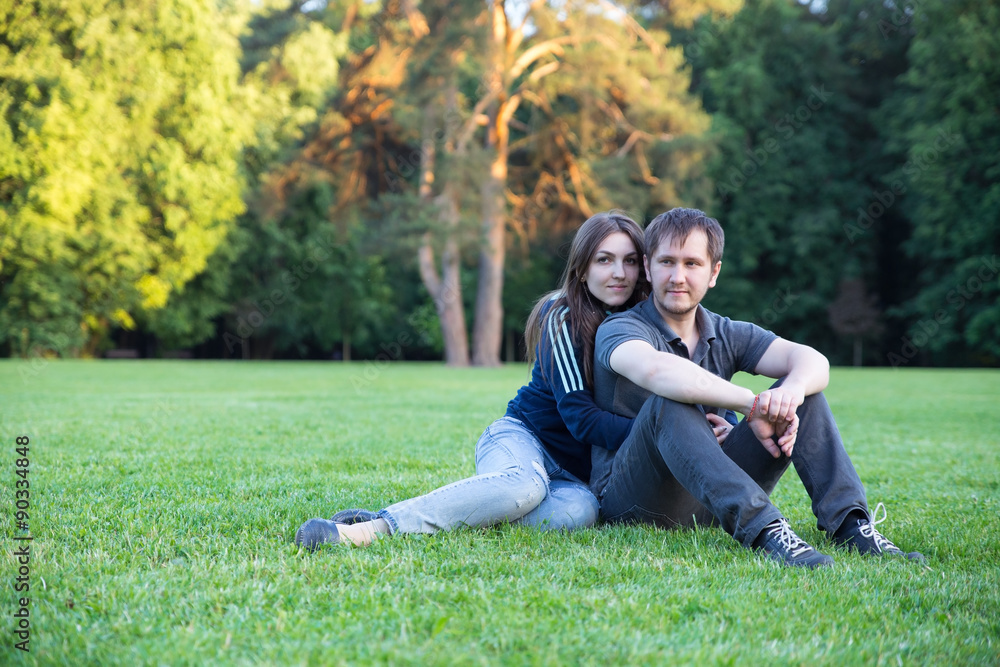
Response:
[706,412,733,445]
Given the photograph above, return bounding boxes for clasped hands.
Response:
[704,385,803,457]
[748,386,802,458]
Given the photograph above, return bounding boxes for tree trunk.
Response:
[422,188,469,366]
[438,1,566,367]
[343,331,352,362]
[252,335,275,360]
[471,1,511,367]
[472,149,507,366]
[853,336,862,367]
[417,100,469,366]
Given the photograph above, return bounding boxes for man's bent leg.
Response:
[788,391,868,535]
[599,395,784,547]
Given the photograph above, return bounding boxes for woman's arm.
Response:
[540,308,633,450]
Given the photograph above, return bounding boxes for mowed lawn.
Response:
[1,360,998,666]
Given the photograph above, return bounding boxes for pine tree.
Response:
[382,0,713,365]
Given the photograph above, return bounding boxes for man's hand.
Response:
[706,413,733,445]
[756,383,806,424]
[748,410,799,458]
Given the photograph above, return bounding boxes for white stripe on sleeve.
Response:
[549,307,583,393]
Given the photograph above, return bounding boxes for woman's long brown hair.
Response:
[524,211,649,389]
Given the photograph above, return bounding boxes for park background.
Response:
[2,0,998,368]
[2,2,1000,665]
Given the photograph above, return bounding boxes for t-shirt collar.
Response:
[639,296,718,346]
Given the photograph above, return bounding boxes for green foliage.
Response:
[516,2,713,223]
[665,0,995,367]
[138,229,245,352]
[219,182,393,359]
[881,0,1000,365]
[141,0,358,356]
[680,0,872,358]
[0,0,249,356]
[1,0,996,366]
[238,1,350,173]
[2,361,998,663]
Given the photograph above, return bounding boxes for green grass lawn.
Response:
[2,361,998,665]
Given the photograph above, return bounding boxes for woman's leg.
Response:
[377,416,552,535]
[514,477,599,531]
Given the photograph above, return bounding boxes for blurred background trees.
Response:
[0,0,249,357]
[1,0,997,366]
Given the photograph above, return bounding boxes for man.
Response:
[590,207,922,567]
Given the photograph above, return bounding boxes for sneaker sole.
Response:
[295,518,342,551]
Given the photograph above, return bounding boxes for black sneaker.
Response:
[330,508,379,524]
[295,518,343,551]
[833,503,924,561]
[754,518,834,568]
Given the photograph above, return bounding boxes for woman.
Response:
[296,210,649,549]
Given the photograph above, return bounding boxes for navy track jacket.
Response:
[505,302,633,483]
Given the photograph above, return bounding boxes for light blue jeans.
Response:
[378,416,599,534]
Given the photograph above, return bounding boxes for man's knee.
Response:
[799,390,832,416]
[768,377,833,419]
[613,395,716,482]
[641,394,709,429]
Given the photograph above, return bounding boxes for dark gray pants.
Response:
[598,389,868,547]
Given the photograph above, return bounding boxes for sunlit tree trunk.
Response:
[417,99,470,366]
[471,0,517,367]
[472,133,509,367]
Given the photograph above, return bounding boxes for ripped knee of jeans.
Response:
[513,459,550,509]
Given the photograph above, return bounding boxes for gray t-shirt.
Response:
[590,297,777,495]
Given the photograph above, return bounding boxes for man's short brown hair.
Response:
[645,208,725,265]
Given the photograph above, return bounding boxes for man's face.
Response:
[644,229,721,320]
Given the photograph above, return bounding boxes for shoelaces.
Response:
[858,502,901,554]
[766,518,812,557]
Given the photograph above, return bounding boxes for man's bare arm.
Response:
[608,338,807,459]
[608,339,756,415]
[753,338,830,423]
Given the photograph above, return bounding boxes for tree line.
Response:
[1,0,997,367]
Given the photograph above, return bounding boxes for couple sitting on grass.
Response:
[296,208,924,568]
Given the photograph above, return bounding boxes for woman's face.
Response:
[584,231,640,309]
